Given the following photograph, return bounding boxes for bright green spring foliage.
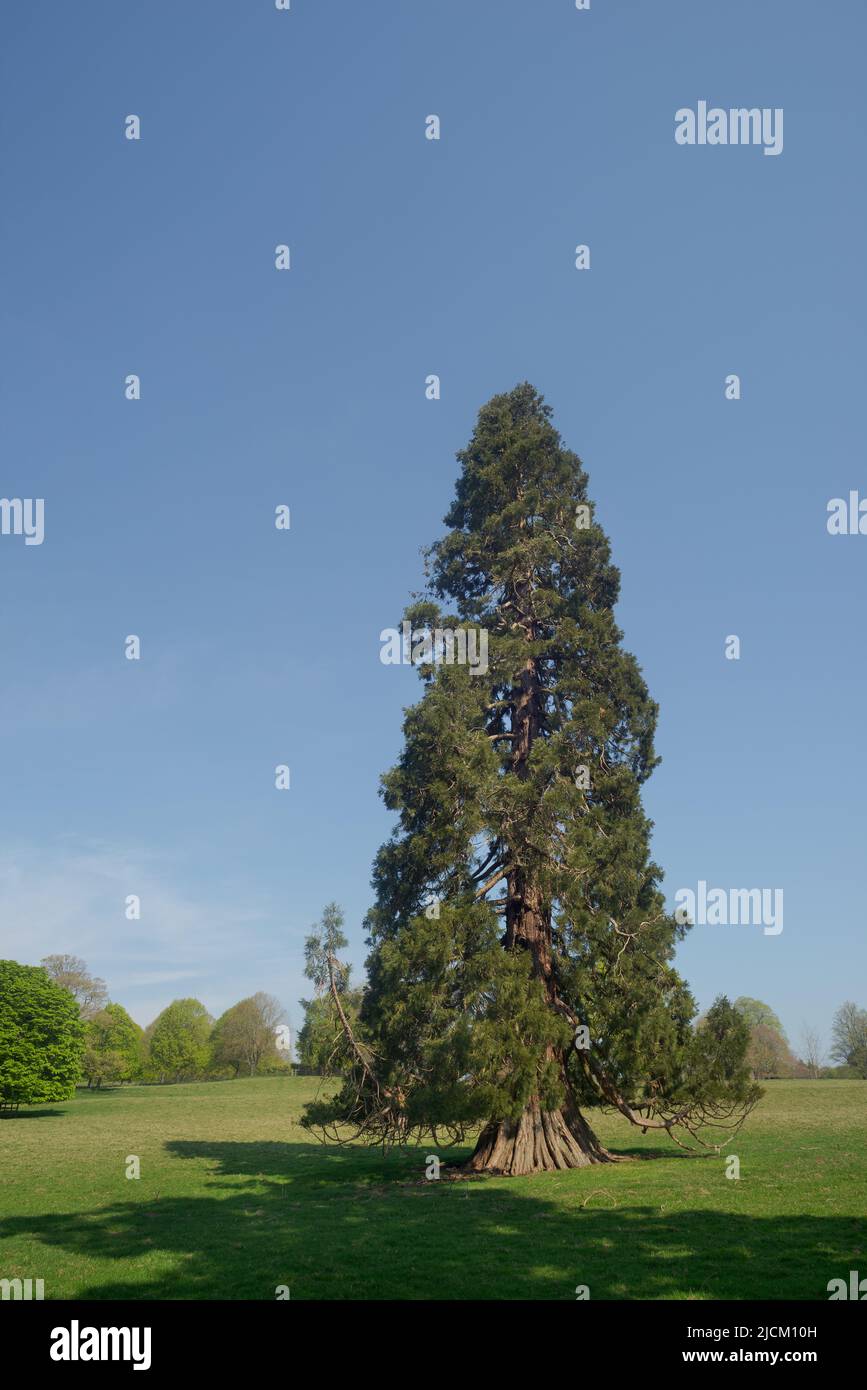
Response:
[146,998,213,1083]
[82,1002,144,1088]
[0,959,85,1106]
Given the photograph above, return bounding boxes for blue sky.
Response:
[1,0,864,1058]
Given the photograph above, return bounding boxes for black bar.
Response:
[9,1298,863,1375]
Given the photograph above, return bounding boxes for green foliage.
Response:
[303,903,350,993]
[0,959,85,1106]
[147,999,212,1083]
[210,994,284,1077]
[734,996,787,1039]
[310,385,757,1150]
[830,1001,867,1077]
[849,1045,867,1079]
[359,900,570,1128]
[691,996,758,1096]
[261,1057,295,1076]
[297,906,364,1104]
[297,990,363,1073]
[82,1003,143,1088]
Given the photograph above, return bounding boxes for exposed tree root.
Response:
[464,1096,618,1176]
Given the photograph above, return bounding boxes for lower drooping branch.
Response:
[306,951,757,1168]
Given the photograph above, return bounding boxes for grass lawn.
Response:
[1,1077,864,1300]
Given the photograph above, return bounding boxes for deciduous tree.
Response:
[147,998,212,1083]
[0,959,85,1107]
[82,1003,143,1088]
[210,993,285,1077]
[830,1001,867,1078]
[734,997,787,1040]
[747,1023,793,1080]
[799,1024,823,1080]
[40,954,108,1020]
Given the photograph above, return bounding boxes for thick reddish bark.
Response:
[466,1095,613,1175]
[465,646,615,1175]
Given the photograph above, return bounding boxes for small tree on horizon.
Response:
[299,905,363,1074]
[81,1003,143,1089]
[302,385,759,1174]
[146,998,212,1083]
[210,993,285,1077]
[830,1001,867,1079]
[800,1024,823,1080]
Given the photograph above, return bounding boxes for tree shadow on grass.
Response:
[2,1138,864,1301]
[613,1143,706,1160]
[73,1087,127,1099]
[0,1108,67,1120]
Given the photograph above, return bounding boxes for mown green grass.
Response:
[1,1078,864,1299]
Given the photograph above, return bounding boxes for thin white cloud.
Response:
[0,838,289,1025]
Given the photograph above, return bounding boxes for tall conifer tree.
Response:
[305,384,758,1174]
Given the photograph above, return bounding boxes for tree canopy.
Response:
[298,990,364,1073]
[0,959,85,1107]
[211,993,284,1077]
[298,907,362,1073]
[82,1002,143,1088]
[734,997,787,1039]
[147,998,212,1083]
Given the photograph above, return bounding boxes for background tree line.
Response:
[3,951,864,1108]
[0,954,292,1104]
[705,996,867,1082]
[298,963,867,1084]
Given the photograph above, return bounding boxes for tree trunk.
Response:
[466,1095,613,1175]
[465,621,616,1176]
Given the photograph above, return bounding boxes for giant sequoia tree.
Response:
[305,384,758,1175]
